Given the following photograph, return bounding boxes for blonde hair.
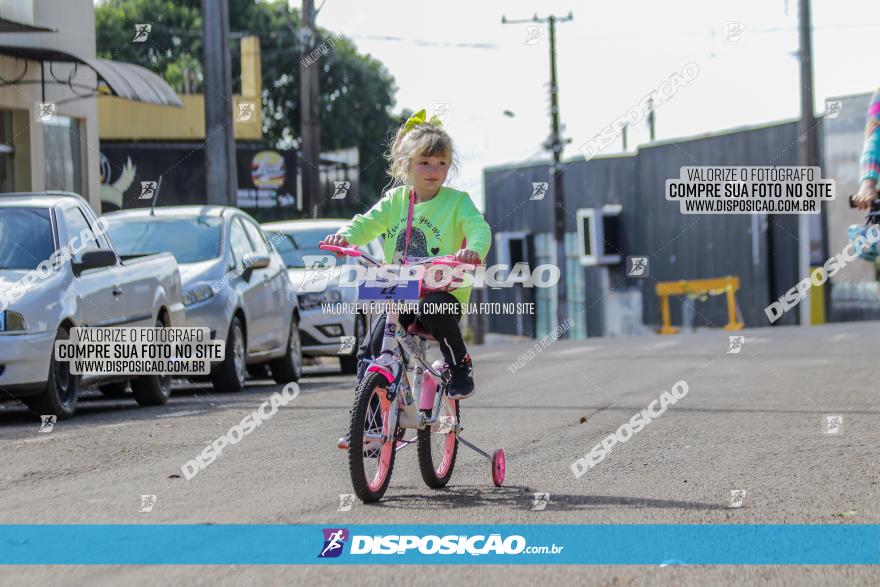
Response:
[385,121,459,188]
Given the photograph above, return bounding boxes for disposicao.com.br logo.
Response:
[318,528,563,558]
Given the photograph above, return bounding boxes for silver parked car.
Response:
[0,192,185,419]
[106,206,301,391]
[262,219,382,374]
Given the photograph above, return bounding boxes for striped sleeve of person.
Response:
[860,87,880,183]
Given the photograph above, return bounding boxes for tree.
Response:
[95,0,399,216]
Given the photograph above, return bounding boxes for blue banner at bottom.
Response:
[0,524,877,564]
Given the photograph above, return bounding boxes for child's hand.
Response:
[324,234,350,247]
[323,234,350,256]
[454,248,481,264]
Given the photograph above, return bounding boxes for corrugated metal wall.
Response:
[484,121,804,336]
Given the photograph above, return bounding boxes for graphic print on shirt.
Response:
[392,226,428,264]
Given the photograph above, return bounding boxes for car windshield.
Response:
[268,227,347,268]
[107,216,222,264]
[0,208,55,270]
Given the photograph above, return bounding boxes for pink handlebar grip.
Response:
[318,241,362,257]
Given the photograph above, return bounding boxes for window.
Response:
[107,216,222,263]
[63,206,103,258]
[229,218,253,266]
[0,111,14,193]
[43,116,82,194]
[0,208,54,270]
[241,218,270,255]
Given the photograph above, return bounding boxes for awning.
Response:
[0,44,182,107]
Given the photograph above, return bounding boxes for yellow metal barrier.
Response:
[655,276,744,335]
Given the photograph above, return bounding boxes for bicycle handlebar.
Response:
[318,241,478,270]
[848,193,880,209]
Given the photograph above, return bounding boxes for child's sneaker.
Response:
[446,355,475,400]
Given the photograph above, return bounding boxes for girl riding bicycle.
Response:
[324,109,491,401]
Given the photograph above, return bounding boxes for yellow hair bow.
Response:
[403,109,443,133]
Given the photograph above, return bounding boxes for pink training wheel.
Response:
[491,449,506,487]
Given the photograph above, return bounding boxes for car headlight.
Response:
[182,282,216,307]
[0,311,25,332]
[299,289,342,309]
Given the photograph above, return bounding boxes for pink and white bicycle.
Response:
[319,241,506,503]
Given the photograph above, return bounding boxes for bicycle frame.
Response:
[319,243,464,445]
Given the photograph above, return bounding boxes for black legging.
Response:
[356,291,468,370]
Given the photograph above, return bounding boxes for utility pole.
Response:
[202,0,237,206]
[797,0,818,326]
[299,0,321,218]
[647,97,656,141]
[502,11,573,333]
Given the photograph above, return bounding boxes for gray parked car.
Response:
[0,192,185,418]
[262,219,382,374]
[106,206,301,391]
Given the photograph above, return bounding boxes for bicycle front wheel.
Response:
[417,398,460,488]
[348,372,397,503]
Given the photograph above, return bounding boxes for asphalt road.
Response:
[0,322,878,585]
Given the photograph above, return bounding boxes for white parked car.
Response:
[106,206,301,391]
[0,192,185,419]
[262,219,382,374]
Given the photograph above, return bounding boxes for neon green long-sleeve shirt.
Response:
[337,184,492,309]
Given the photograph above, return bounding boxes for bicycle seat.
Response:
[405,321,435,341]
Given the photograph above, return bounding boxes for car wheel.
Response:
[211,316,246,392]
[270,316,302,384]
[131,319,173,407]
[24,324,80,420]
[339,313,366,375]
[97,381,129,397]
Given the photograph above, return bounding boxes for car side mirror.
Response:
[241,254,271,281]
[72,249,117,277]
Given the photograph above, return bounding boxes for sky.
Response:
[94,0,879,209]
[312,0,878,209]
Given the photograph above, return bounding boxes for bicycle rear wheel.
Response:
[348,372,397,503]
[417,397,459,488]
